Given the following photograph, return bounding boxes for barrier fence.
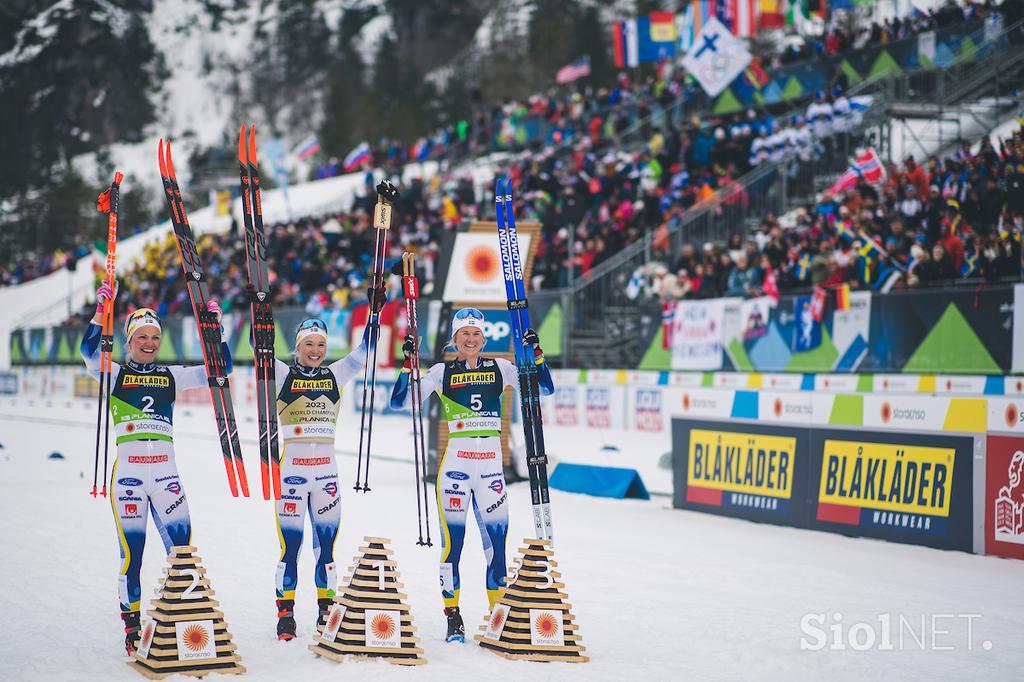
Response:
[5,363,1022,559]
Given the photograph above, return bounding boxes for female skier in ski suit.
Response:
[389,307,554,642]
[270,292,385,641]
[81,284,228,654]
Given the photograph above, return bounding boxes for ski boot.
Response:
[444,606,465,643]
[317,598,334,630]
[276,599,296,641]
[121,610,141,655]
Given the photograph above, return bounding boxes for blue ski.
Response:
[495,177,554,544]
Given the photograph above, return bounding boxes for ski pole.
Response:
[409,271,432,546]
[93,171,122,497]
[356,180,400,492]
[354,222,383,492]
[396,254,426,544]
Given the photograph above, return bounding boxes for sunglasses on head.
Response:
[453,308,484,320]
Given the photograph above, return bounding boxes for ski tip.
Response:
[113,170,124,186]
[249,124,258,165]
[165,140,177,179]
[157,139,166,176]
[238,125,247,164]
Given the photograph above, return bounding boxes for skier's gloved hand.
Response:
[523,327,546,365]
[95,281,116,315]
[367,286,387,314]
[206,299,226,341]
[402,334,417,368]
[402,334,417,358]
[206,299,223,323]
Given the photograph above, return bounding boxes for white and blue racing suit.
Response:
[390,355,553,608]
[81,323,232,613]
[272,341,367,602]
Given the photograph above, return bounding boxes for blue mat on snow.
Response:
[548,463,650,500]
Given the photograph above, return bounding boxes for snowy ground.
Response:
[1,397,1022,681]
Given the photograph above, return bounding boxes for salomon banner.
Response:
[985,434,1024,560]
[672,419,811,528]
[807,428,975,552]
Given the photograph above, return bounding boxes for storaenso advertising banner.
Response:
[671,419,811,528]
[807,429,975,552]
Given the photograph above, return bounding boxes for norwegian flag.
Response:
[662,301,675,349]
[830,148,886,194]
[809,287,827,322]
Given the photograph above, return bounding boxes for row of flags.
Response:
[612,12,678,68]
[613,1,828,68]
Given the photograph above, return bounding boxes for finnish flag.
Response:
[681,17,751,97]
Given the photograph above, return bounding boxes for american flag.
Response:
[556,55,591,84]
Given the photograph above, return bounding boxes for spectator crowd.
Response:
[629,122,1024,304]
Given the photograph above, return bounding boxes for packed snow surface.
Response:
[0,396,1021,681]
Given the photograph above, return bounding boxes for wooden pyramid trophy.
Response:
[128,545,244,679]
[475,538,588,662]
[309,536,426,666]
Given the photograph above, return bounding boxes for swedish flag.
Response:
[834,220,856,244]
[960,250,979,277]
[795,254,811,281]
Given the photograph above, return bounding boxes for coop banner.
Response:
[985,434,1024,560]
[807,429,975,552]
[672,419,811,528]
[670,298,731,370]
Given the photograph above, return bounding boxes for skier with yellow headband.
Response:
[80,284,229,654]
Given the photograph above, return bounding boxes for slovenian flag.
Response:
[343,142,371,172]
[614,12,677,67]
[295,135,320,160]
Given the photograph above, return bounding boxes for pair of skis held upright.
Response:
[158,139,250,497]
[158,130,393,502]
[495,178,554,545]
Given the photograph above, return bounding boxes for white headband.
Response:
[126,313,161,342]
[295,327,328,346]
[452,315,485,337]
